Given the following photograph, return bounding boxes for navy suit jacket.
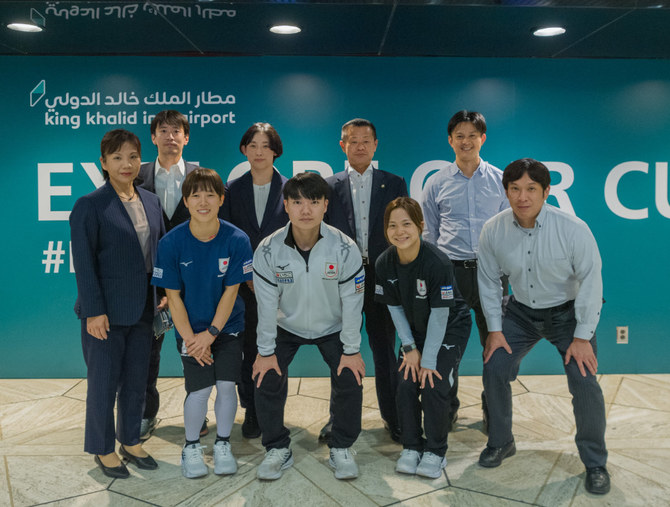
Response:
[136,160,198,231]
[219,169,289,251]
[70,182,165,326]
[325,168,408,264]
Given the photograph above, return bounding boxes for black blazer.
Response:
[70,182,165,326]
[325,168,408,264]
[219,168,289,251]
[136,160,198,231]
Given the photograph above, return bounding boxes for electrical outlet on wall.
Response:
[616,326,629,344]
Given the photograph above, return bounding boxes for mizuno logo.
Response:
[388,279,398,285]
[277,263,289,270]
[180,261,193,267]
[442,344,455,350]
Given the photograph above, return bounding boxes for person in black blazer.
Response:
[135,110,198,437]
[70,129,165,478]
[324,118,408,442]
[219,122,289,438]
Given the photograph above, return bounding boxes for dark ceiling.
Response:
[1,1,668,58]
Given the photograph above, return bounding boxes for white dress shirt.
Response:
[154,158,186,219]
[347,163,373,257]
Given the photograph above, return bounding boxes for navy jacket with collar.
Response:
[219,168,289,251]
[70,181,165,326]
[325,167,408,264]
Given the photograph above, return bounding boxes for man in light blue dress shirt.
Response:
[422,110,509,431]
[477,158,609,495]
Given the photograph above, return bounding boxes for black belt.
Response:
[514,297,574,313]
[453,259,477,269]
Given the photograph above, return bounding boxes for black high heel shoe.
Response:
[94,455,130,478]
[119,445,158,470]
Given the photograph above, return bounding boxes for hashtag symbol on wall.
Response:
[42,241,65,273]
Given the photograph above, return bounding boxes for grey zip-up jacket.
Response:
[253,222,365,356]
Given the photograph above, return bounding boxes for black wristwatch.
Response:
[208,325,220,337]
[402,343,417,353]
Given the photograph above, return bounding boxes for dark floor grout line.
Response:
[61,378,85,397]
[448,485,542,505]
[532,451,562,505]
[3,456,14,507]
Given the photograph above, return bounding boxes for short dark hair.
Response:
[150,110,190,137]
[283,172,329,201]
[447,110,487,136]
[181,167,225,199]
[502,158,551,191]
[239,122,283,159]
[341,118,377,141]
[383,197,424,243]
[100,129,141,180]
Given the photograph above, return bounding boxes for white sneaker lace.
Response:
[183,444,206,464]
[421,452,442,465]
[331,448,356,462]
[214,441,230,458]
[265,448,289,465]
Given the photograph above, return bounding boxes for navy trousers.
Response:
[81,308,153,455]
[237,283,258,412]
[255,328,362,450]
[483,298,608,468]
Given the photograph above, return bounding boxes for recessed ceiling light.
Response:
[7,22,43,32]
[533,27,566,37]
[270,25,301,35]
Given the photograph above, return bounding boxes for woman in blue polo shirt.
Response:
[375,197,471,479]
[152,168,253,479]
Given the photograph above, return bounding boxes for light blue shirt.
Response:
[422,160,508,260]
[154,158,185,219]
[477,204,603,340]
[347,163,373,257]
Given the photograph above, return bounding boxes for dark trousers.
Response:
[81,308,153,455]
[255,328,362,450]
[237,283,258,412]
[453,264,508,414]
[363,263,399,430]
[483,298,608,468]
[397,326,470,457]
[143,333,164,420]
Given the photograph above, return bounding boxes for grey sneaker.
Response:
[181,443,208,478]
[416,452,447,479]
[328,447,358,480]
[257,448,293,480]
[395,449,422,475]
[140,417,157,440]
[213,441,237,475]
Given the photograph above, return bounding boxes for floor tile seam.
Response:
[381,484,451,506]
[61,378,86,397]
[28,489,160,507]
[607,401,670,413]
[290,463,379,506]
[513,379,531,395]
[607,449,670,485]
[440,484,542,505]
[605,376,624,418]
[3,455,14,507]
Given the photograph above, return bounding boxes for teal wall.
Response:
[1,56,668,378]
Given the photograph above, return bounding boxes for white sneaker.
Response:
[140,417,157,440]
[213,440,237,475]
[181,443,208,478]
[328,447,358,480]
[395,449,421,475]
[257,448,293,480]
[415,452,447,479]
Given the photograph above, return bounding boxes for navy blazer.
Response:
[70,182,165,326]
[136,160,198,231]
[325,168,408,264]
[219,168,289,251]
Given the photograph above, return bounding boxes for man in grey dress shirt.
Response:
[477,158,609,495]
[422,110,509,431]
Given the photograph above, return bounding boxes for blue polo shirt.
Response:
[152,219,253,337]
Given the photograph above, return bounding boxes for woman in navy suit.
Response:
[70,129,165,478]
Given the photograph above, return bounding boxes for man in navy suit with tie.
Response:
[324,118,408,441]
[136,110,200,438]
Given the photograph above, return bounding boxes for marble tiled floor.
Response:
[1,374,669,506]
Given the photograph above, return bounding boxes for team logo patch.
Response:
[243,259,253,274]
[276,271,294,284]
[152,267,163,279]
[355,274,365,294]
[325,262,338,278]
[416,279,427,296]
[375,284,384,295]
[219,258,230,274]
[440,285,454,300]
